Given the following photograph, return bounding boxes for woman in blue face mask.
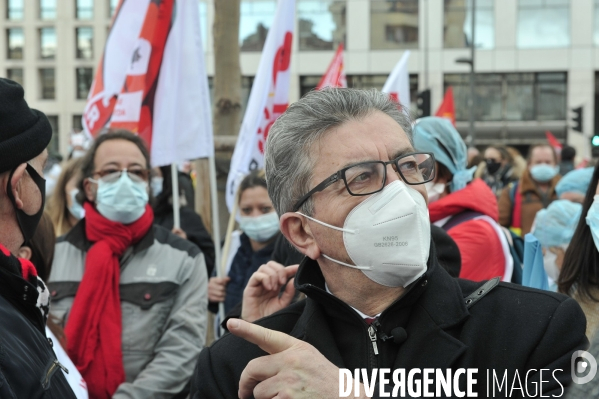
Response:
[559,161,599,339]
[47,157,85,237]
[208,170,280,315]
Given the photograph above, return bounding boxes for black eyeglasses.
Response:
[292,152,436,212]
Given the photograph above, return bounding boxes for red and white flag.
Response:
[382,51,411,111]
[545,131,563,156]
[435,86,456,126]
[316,43,346,90]
[225,0,295,211]
[82,0,213,166]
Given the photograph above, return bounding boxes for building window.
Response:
[7,0,24,20]
[40,68,55,99]
[76,27,93,59]
[40,27,57,59]
[371,0,419,50]
[300,74,419,112]
[46,115,59,156]
[444,72,567,122]
[40,0,56,20]
[110,0,118,17]
[594,0,599,46]
[76,0,94,19]
[517,0,570,49]
[240,0,276,51]
[444,0,494,49]
[73,114,83,131]
[298,0,346,51]
[76,68,93,99]
[7,28,24,60]
[7,68,24,86]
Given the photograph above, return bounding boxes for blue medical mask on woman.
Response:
[239,212,280,242]
[91,171,149,224]
[530,164,559,183]
[68,189,85,220]
[586,195,599,252]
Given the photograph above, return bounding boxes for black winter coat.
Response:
[0,253,76,399]
[191,243,588,398]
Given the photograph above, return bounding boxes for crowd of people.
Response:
[1,77,599,398]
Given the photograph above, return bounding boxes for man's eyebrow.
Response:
[390,147,415,160]
[337,147,414,170]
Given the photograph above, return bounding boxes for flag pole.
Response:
[171,163,181,229]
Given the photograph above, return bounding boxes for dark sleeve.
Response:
[181,209,216,277]
[190,347,229,399]
[523,297,588,396]
[178,173,195,208]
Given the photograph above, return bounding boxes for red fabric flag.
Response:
[435,86,456,126]
[316,43,346,90]
[545,131,563,155]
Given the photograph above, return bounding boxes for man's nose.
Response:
[384,163,401,186]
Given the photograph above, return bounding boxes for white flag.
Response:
[382,51,411,111]
[151,0,213,166]
[225,0,296,211]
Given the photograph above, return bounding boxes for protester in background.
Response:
[49,130,208,399]
[18,212,88,398]
[506,146,527,180]
[532,200,582,291]
[555,167,593,204]
[413,117,511,282]
[499,144,561,236]
[559,162,599,339]
[0,78,76,397]
[208,170,280,315]
[466,146,482,169]
[559,145,576,176]
[192,88,586,398]
[47,157,85,236]
[475,144,518,197]
[152,164,215,276]
[68,131,91,160]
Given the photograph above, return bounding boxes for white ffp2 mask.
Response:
[298,180,430,288]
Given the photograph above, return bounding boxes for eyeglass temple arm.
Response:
[292,172,340,212]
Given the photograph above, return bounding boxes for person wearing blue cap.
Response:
[412,117,513,283]
[555,167,593,204]
[499,144,561,236]
[532,200,582,289]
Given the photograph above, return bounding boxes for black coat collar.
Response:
[292,241,470,369]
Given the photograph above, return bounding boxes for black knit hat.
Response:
[0,78,52,174]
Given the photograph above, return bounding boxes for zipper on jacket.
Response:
[368,325,379,355]
[41,360,69,390]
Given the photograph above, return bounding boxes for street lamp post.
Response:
[456,0,476,146]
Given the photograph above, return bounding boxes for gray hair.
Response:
[264,88,413,216]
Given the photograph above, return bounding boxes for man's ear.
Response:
[83,177,96,203]
[17,246,32,261]
[280,212,321,260]
[8,163,28,210]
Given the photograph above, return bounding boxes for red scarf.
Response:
[65,202,154,399]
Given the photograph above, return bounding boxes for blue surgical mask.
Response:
[530,164,559,183]
[68,189,85,220]
[151,176,163,197]
[92,171,149,224]
[586,195,599,252]
[239,212,279,242]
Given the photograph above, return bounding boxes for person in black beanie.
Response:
[0,78,76,398]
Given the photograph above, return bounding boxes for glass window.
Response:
[207,76,255,113]
[7,68,24,86]
[39,68,55,99]
[40,27,57,59]
[240,1,276,51]
[444,0,494,49]
[76,0,93,19]
[444,72,567,121]
[370,0,419,50]
[298,0,346,51]
[7,0,24,20]
[73,114,83,131]
[594,0,599,46]
[76,67,93,99]
[46,115,59,156]
[110,0,118,17]
[40,0,56,19]
[76,27,93,59]
[517,0,570,49]
[7,28,24,60]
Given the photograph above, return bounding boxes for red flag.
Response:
[435,87,456,126]
[316,43,346,90]
[545,131,563,155]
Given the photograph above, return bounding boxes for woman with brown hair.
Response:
[47,157,85,236]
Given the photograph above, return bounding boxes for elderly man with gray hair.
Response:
[191,88,587,398]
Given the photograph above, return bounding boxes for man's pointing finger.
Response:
[227,318,298,355]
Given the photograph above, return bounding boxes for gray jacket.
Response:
[49,220,208,399]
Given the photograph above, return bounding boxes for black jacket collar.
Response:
[63,218,155,254]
